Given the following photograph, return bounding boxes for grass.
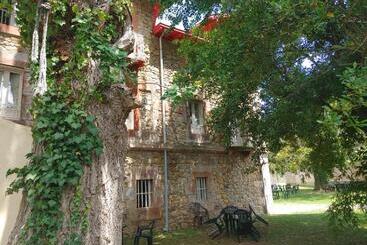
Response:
[123,187,367,245]
[273,186,334,205]
[263,213,367,245]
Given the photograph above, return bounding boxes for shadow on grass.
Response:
[123,214,367,245]
[262,213,367,245]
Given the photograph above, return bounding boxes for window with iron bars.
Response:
[136,179,153,208]
[196,177,208,201]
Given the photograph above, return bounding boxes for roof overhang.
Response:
[152,22,189,41]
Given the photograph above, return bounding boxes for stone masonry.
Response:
[122,1,268,233]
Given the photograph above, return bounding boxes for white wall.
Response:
[0,118,32,245]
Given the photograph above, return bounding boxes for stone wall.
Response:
[123,148,266,233]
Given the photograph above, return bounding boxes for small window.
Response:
[189,101,205,135]
[136,179,153,208]
[0,0,12,25]
[125,110,134,130]
[196,177,208,201]
[0,69,22,119]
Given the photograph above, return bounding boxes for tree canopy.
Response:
[160,0,367,226]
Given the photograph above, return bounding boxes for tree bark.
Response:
[8,86,137,245]
[7,2,137,244]
[313,169,328,191]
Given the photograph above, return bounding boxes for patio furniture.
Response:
[271,185,280,199]
[133,220,155,245]
[249,205,269,226]
[121,224,127,245]
[203,209,226,239]
[222,205,239,236]
[189,202,210,227]
[234,205,269,242]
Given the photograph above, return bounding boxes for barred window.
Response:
[196,177,208,201]
[136,179,153,208]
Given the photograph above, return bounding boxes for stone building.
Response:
[0,0,272,236]
[122,1,272,232]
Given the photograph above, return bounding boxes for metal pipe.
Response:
[159,34,169,232]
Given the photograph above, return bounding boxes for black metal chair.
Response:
[222,205,239,236]
[133,220,155,245]
[203,209,226,239]
[234,208,258,242]
[249,205,269,226]
[189,202,210,227]
[234,205,269,242]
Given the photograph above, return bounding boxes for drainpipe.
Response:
[159,34,169,232]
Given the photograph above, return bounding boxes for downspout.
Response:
[159,34,169,232]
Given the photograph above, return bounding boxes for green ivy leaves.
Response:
[7,89,102,244]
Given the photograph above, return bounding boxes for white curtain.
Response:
[0,71,19,109]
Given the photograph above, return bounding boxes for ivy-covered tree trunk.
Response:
[9,87,135,245]
[7,1,137,244]
[59,86,135,244]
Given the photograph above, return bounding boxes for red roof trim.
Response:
[152,22,189,41]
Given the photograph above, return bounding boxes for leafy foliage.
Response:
[160,0,366,225]
[323,65,367,227]
[7,89,102,244]
[270,141,312,175]
[6,0,132,243]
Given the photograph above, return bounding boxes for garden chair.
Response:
[234,205,269,242]
[203,209,226,239]
[222,205,239,235]
[189,202,210,227]
[272,185,280,199]
[234,208,260,242]
[249,205,269,226]
[133,220,155,245]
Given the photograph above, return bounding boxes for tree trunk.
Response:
[8,86,136,245]
[7,1,137,243]
[313,169,328,191]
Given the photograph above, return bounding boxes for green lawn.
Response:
[273,186,334,205]
[124,188,367,245]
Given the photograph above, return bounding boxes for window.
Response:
[0,69,22,119]
[125,110,134,130]
[0,0,13,25]
[196,177,208,201]
[189,100,205,135]
[136,179,153,208]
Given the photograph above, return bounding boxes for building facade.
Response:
[121,1,270,232]
[0,2,32,126]
[0,0,271,236]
